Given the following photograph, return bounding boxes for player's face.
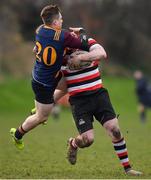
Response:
[54,12,63,29]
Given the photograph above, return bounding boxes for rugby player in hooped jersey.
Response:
[54,29,142,176]
[10,5,92,150]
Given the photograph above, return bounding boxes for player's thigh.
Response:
[70,100,94,134]
[94,90,116,125]
[32,79,54,104]
[72,111,94,135]
[56,76,67,92]
[35,100,53,118]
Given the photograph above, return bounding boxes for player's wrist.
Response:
[79,28,86,34]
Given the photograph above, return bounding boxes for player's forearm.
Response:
[80,46,107,62]
[54,89,67,103]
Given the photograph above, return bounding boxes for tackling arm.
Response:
[54,77,67,103]
[68,27,107,62]
[79,44,107,62]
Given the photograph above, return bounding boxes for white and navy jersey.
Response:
[62,38,104,97]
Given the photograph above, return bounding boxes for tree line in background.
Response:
[0,0,151,77]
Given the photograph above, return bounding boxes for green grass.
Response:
[0,76,151,179]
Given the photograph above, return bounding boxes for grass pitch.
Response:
[0,77,151,179]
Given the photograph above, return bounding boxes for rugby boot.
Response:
[126,169,143,176]
[67,137,78,165]
[30,107,36,115]
[10,128,24,150]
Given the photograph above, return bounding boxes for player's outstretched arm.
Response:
[68,27,107,61]
[54,77,67,103]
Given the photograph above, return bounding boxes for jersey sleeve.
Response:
[64,31,90,51]
[88,38,108,60]
[88,38,98,47]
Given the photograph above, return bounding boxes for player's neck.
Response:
[44,24,61,31]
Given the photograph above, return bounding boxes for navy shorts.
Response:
[69,88,116,134]
[32,79,55,104]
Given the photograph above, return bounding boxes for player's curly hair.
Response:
[40,5,61,25]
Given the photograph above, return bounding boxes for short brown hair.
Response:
[40,5,61,25]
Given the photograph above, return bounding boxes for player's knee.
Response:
[83,136,94,147]
[111,126,121,140]
[76,136,94,148]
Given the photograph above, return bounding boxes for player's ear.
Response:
[53,20,57,25]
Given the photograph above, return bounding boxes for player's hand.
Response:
[68,55,82,70]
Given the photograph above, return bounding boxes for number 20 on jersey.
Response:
[35,41,57,66]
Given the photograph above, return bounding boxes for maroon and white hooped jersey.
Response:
[62,38,104,97]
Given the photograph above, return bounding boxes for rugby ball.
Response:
[68,50,91,70]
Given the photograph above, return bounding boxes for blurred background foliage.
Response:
[0,0,151,78]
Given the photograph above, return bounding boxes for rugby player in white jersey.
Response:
[54,28,142,176]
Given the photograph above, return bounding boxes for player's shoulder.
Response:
[61,29,69,33]
[61,29,71,37]
[36,24,62,34]
[35,24,44,34]
[35,24,53,35]
[88,38,98,46]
